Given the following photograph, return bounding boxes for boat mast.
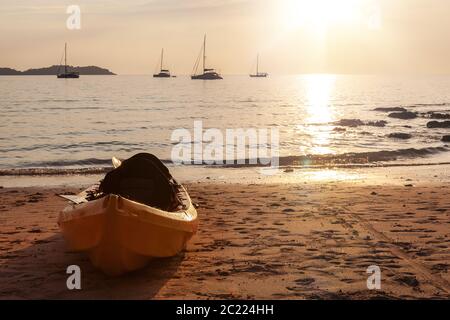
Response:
[203,34,206,72]
[65,43,67,74]
[256,54,259,75]
[160,48,164,72]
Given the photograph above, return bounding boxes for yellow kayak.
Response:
[58,154,198,276]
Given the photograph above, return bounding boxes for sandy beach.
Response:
[1,179,449,299]
[4,0,450,305]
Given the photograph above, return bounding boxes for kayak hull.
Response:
[59,189,197,276]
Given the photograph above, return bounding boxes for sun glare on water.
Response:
[305,74,335,124]
[302,74,336,155]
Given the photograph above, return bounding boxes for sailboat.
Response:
[250,54,268,78]
[57,43,79,79]
[191,35,223,80]
[153,48,172,78]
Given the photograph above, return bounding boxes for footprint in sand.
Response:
[394,275,420,288]
[294,278,316,285]
[269,203,281,207]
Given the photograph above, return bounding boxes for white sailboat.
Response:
[191,35,223,80]
[250,54,268,78]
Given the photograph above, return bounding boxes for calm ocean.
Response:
[1,74,449,172]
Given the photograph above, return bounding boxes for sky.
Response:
[1,0,450,75]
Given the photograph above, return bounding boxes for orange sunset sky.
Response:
[1,0,450,75]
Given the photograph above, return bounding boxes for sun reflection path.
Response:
[267,168,364,184]
[305,74,335,123]
[299,74,337,156]
[307,169,360,182]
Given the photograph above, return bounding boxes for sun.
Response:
[282,0,367,32]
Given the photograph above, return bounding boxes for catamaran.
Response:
[153,48,172,78]
[191,35,223,80]
[57,43,79,79]
[250,54,268,78]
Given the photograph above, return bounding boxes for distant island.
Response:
[0,65,116,76]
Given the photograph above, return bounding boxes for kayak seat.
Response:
[118,178,156,206]
[100,153,175,210]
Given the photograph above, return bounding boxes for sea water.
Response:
[1,74,449,174]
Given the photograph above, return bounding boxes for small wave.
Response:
[334,119,387,128]
[42,106,104,111]
[281,146,449,166]
[335,103,364,107]
[203,146,449,167]
[0,141,146,153]
[0,167,111,176]
[1,147,448,176]
[0,157,174,175]
[284,161,450,170]
[38,99,80,103]
[306,119,388,128]
[403,103,450,108]
[20,158,114,168]
[11,99,81,104]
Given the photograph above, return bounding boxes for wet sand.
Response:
[0,182,449,299]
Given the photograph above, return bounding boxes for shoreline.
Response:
[1,180,449,299]
[1,144,449,175]
[1,159,450,177]
[1,163,450,189]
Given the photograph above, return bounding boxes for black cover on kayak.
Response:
[99,153,176,210]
